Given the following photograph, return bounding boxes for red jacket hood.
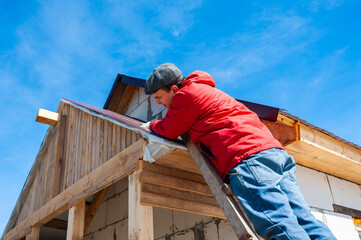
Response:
[182,71,216,88]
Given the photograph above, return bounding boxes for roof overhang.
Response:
[104,74,280,122]
[104,73,361,185]
[278,113,361,184]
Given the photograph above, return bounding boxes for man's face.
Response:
[153,86,178,110]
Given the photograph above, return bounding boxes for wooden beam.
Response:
[3,139,144,240]
[36,109,60,126]
[25,226,40,240]
[141,183,224,218]
[154,149,201,174]
[333,204,361,219]
[286,137,361,185]
[43,219,67,230]
[84,187,109,234]
[115,84,137,114]
[142,182,218,206]
[260,120,297,146]
[142,161,206,184]
[129,170,154,240]
[66,199,85,240]
[298,123,361,163]
[277,113,361,184]
[140,170,213,196]
[180,133,259,240]
[140,160,232,219]
[278,112,361,163]
[105,81,128,112]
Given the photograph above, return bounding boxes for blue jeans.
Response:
[229,148,337,240]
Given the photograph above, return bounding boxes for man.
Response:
[143,63,336,240]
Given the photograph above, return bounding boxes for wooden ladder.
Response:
[181,133,262,240]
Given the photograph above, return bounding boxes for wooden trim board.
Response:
[36,109,60,126]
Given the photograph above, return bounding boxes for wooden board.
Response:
[25,226,40,240]
[260,120,297,146]
[36,109,59,126]
[115,84,137,114]
[154,149,201,174]
[140,170,212,196]
[106,80,128,112]
[66,200,85,240]
[43,219,67,230]
[286,140,361,184]
[129,170,154,240]
[141,183,224,219]
[84,187,109,234]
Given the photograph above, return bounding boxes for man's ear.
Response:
[171,85,179,93]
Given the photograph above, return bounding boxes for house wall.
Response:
[15,103,141,226]
[84,178,129,240]
[124,88,166,122]
[83,166,360,240]
[120,87,361,239]
[296,166,360,240]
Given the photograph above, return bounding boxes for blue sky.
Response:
[1,0,361,234]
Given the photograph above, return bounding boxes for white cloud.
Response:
[309,0,342,12]
[0,0,205,131]
[184,11,319,89]
[99,0,202,64]
[154,0,203,38]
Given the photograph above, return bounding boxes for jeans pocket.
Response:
[288,170,298,183]
[245,158,281,184]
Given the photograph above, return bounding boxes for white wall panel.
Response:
[323,211,359,240]
[295,165,334,211]
[125,87,166,121]
[328,175,361,211]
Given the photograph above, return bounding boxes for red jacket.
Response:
[150,71,284,179]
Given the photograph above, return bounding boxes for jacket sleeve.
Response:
[150,90,200,139]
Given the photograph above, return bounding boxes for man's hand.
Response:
[140,121,151,131]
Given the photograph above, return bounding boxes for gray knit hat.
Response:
[144,63,183,95]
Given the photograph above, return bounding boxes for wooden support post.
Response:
[129,170,154,240]
[181,133,260,240]
[84,187,109,234]
[44,219,68,230]
[25,226,40,240]
[36,108,60,126]
[66,199,85,240]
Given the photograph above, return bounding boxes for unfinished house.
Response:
[2,74,361,240]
